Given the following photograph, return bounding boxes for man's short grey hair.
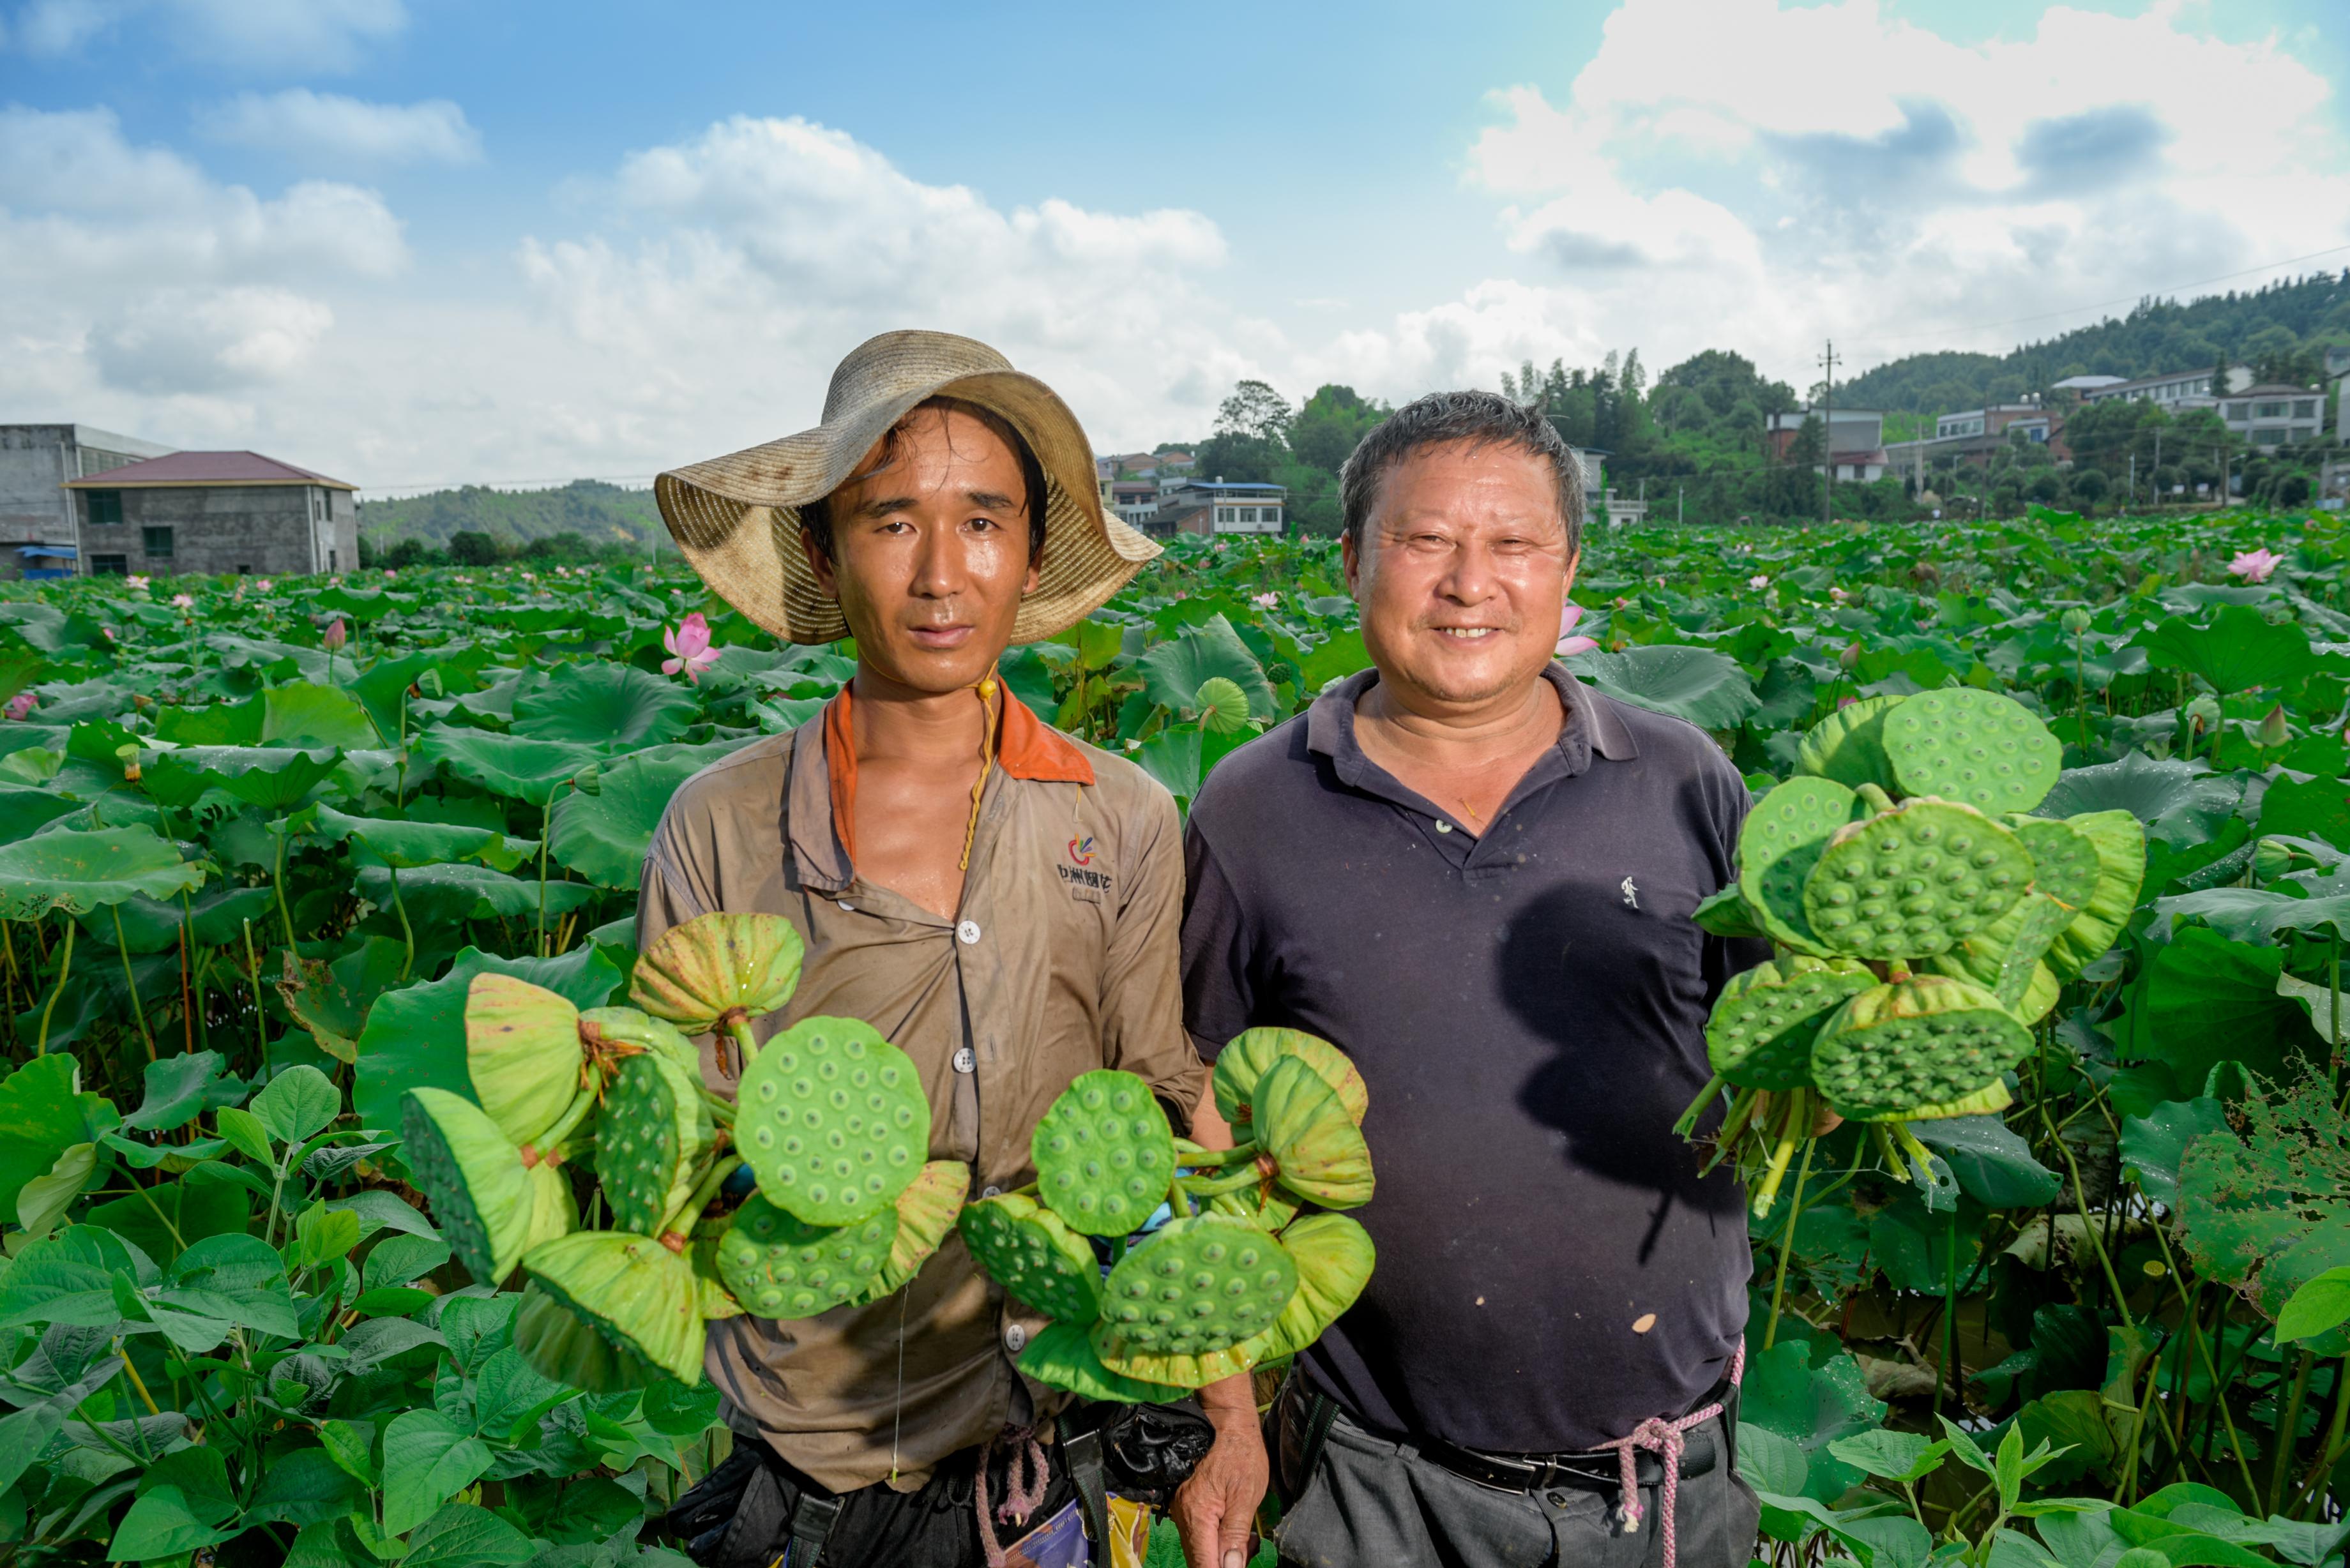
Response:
[1338,389,1584,559]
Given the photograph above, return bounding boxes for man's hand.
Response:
[1171,1390,1268,1568]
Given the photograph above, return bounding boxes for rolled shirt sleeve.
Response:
[1098,780,1209,1114]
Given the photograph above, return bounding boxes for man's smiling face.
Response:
[1344,439,1578,712]
[804,403,1040,696]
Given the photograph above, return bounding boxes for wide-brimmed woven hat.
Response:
[654,331,1160,645]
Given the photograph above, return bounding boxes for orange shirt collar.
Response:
[821,678,1095,864]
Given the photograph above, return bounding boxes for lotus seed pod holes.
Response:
[718,1195,898,1318]
[735,1017,930,1226]
[596,1053,694,1236]
[1706,958,1878,1090]
[1031,1069,1175,1237]
[1883,689,2061,815]
[2010,818,2101,909]
[958,1195,1102,1322]
[1803,799,2031,959]
[402,1088,527,1285]
[1737,776,1864,952]
[1810,977,2033,1117]
[1096,1214,1298,1359]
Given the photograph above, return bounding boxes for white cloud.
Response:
[197,91,481,166]
[8,0,404,71]
[91,287,333,393]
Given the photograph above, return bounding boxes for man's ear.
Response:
[1024,533,1044,598]
[798,516,839,599]
[1562,546,1581,599]
[1340,530,1360,597]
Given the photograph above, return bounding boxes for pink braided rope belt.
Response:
[1593,1342,1746,1568]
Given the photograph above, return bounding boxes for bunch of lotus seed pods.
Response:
[958,1028,1377,1400]
[1682,688,2146,1214]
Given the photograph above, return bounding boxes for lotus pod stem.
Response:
[1856,783,1896,813]
[1871,1123,1911,1183]
[1673,1074,1727,1138]
[520,1086,598,1167]
[1171,1137,1262,1170]
[1700,1085,1764,1175]
[661,1155,742,1249]
[1889,1120,1936,1176]
[722,1007,760,1073]
[1748,1089,1808,1218]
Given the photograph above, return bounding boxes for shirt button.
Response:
[982,1184,1001,1198]
[957,919,982,945]
[953,1046,976,1074]
[837,900,854,912]
[1004,1323,1027,1354]
[1435,821,1453,834]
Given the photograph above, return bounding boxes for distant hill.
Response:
[358,481,664,548]
[1838,270,2350,414]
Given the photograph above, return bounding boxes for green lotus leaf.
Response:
[1019,1319,1188,1404]
[0,825,206,919]
[1255,1055,1374,1209]
[140,744,340,813]
[593,1050,709,1237]
[734,1016,929,1226]
[865,1159,969,1298]
[1093,1213,1295,1368]
[1811,976,2032,1120]
[2042,809,2146,980]
[522,1230,707,1385]
[577,1006,700,1076]
[717,1194,897,1319]
[465,973,584,1149]
[1211,1028,1367,1130]
[1706,955,1879,1090]
[513,660,698,751]
[1032,1069,1176,1237]
[1804,797,2031,960]
[1738,776,1866,954]
[1794,693,1902,792]
[402,1087,533,1285]
[630,911,806,1034]
[1923,892,2071,1025]
[958,1192,1102,1322]
[1561,644,1759,730]
[512,1281,657,1395]
[416,728,602,807]
[1255,1213,1375,1362]
[1883,689,2061,815]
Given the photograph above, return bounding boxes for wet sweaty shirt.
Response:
[1181,664,1771,1455]
[637,690,1206,1492]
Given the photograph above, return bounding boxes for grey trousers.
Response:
[1269,1389,1762,1568]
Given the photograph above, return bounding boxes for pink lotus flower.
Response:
[1748,574,1771,590]
[321,618,347,651]
[2227,547,2284,583]
[4,693,34,721]
[170,593,193,608]
[662,612,719,682]
[1251,591,1278,609]
[125,574,149,590]
[255,578,273,591]
[1556,603,1599,657]
[1830,586,1849,603]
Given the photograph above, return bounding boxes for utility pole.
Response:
[1820,339,1840,527]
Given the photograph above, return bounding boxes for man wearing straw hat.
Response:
[640,331,1263,1568]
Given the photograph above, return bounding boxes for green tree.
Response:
[448,530,504,566]
[1784,414,1827,469]
[1289,384,1389,474]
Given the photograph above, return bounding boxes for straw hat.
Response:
[654,331,1160,645]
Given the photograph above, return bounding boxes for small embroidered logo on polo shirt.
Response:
[1068,834,1096,866]
[1621,876,1640,908]
[1058,836,1111,903]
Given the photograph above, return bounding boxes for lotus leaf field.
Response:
[4,507,2350,1565]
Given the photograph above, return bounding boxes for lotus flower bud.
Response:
[416,668,444,699]
[1194,675,1250,735]
[2252,838,2293,882]
[572,762,603,796]
[2059,608,2092,634]
[630,911,805,1034]
[2257,702,2290,749]
[1838,642,1862,671]
[2184,695,2221,732]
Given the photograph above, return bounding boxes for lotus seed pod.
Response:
[594,1049,710,1236]
[1211,1028,1367,1132]
[2059,607,2093,635]
[1809,976,2032,1120]
[1254,1213,1375,1362]
[513,1280,656,1394]
[1195,676,1251,734]
[2041,810,2146,980]
[1704,955,1878,1089]
[630,911,805,1033]
[402,1087,534,1285]
[1018,1319,1190,1404]
[958,1192,1103,1322]
[520,1159,577,1256]
[521,1230,708,1385]
[865,1159,970,1299]
[1883,1076,2014,1123]
[1738,776,1867,954]
[1883,690,2062,815]
[1091,1212,1297,1368]
[1803,797,2032,960]
[577,1006,700,1076]
[1692,884,1769,940]
[1793,693,1902,791]
[717,1193,898,1319]
[2006,817,2102,910]
[1922,892,2069,1024]
[734,1016,929,1226]
[465,974,584,1148]
[1254,1055,1375,1210]
[1032,1069,1176,1237]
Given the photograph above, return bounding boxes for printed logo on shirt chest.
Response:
[1058,834,1111,903]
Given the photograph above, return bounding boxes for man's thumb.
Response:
[1221,1514,1254,1568]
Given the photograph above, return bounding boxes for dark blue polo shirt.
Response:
[1181,663,1769,1454]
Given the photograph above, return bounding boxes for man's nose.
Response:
[909,524,966,598]
[1436,540,1499,602]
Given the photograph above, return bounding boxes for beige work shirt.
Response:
[637,691,1206,1491]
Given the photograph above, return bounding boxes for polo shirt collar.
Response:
[1306,660,1639,780]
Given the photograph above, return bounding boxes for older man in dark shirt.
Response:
[1179,391,1769,1567]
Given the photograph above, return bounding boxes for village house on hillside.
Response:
[0,424,176,578]
[62,449,360,578]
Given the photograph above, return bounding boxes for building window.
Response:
[2254,428,2288,446]
[2294,400,2317,419]
[85,490,122,526]
[2225,403,2248,419]
[2255,401,2286,418]
[91,554,128,575]
[1215,507,1231,524]
[329,549,338,572]
[141,525,174,559]
[238,564,252,575]
[1264,509,1281,527]
[1239,508,1257,524]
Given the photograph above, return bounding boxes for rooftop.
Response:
[61,450,356,490]
[2231,383,2322,398]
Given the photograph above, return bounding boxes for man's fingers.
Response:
[1220,1513,1254,1568]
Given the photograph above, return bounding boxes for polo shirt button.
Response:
[1004,1323,1027,1354]
[957,919,982,945]
[982,1184,1001,1198]
[1435,821,1453,834]
[953,1046,976,1074]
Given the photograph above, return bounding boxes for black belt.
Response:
[1410,1426,1715,1497]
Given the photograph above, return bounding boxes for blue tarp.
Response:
[15,544,75,558]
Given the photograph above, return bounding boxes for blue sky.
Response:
[3,0,2346,491]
